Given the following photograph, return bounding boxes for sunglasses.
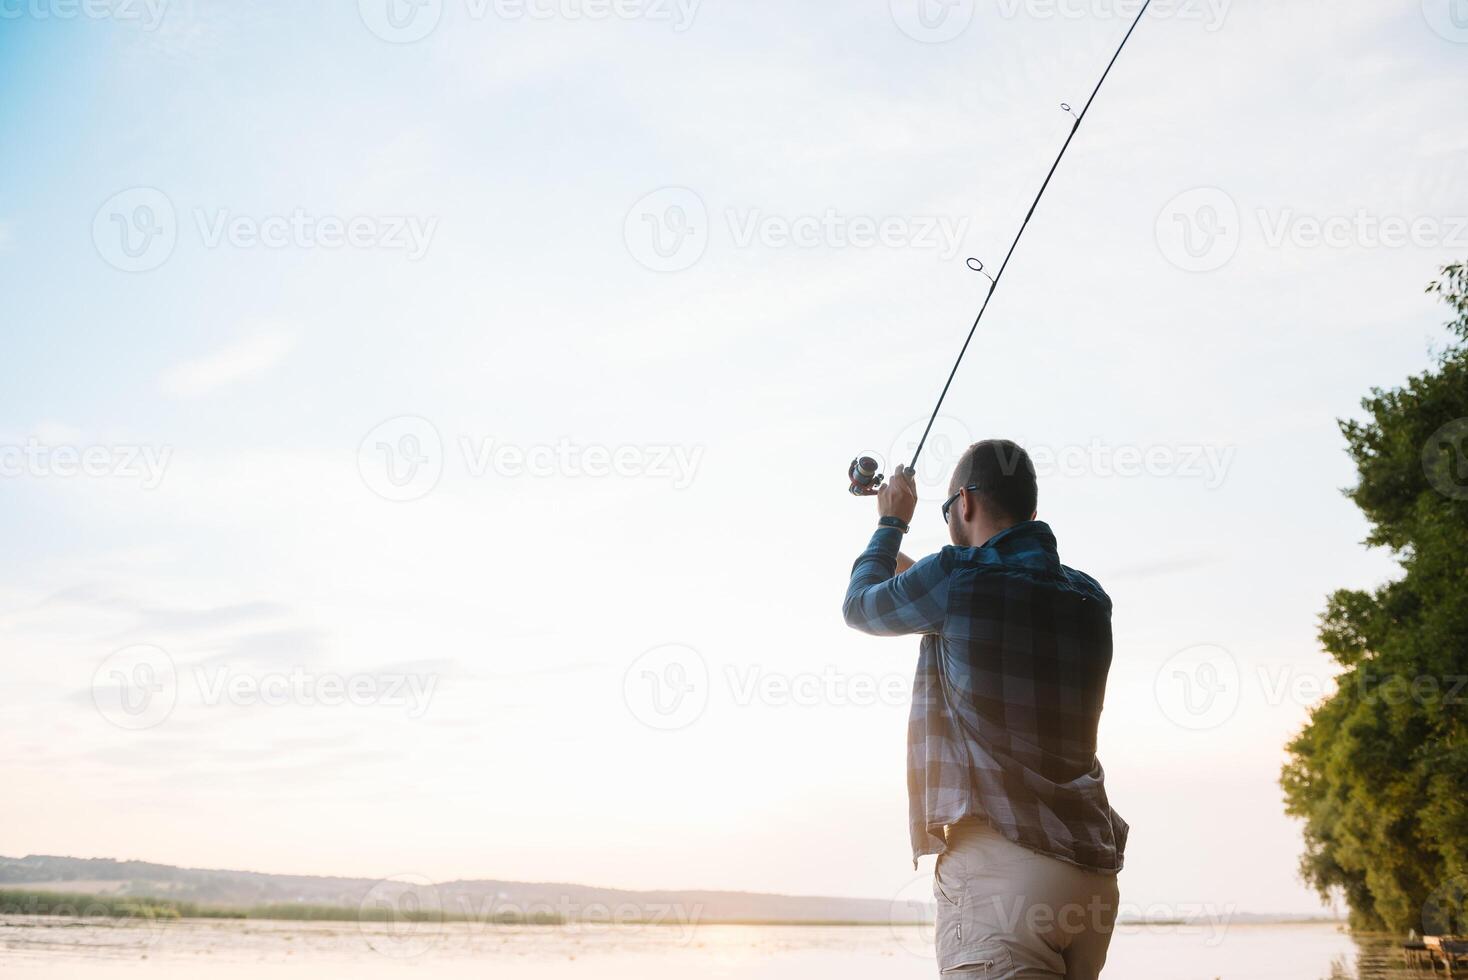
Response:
[941,485,980,525]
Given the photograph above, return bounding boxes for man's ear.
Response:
[961,489,979,524]
[1030,509,1038,520]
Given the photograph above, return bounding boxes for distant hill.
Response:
[0,855,1343,927]
[0,854,930,925]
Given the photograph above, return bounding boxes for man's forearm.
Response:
[848,526,904,584]
[843,530,949,636]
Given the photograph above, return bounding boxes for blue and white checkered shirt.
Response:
[843,520,1128,872]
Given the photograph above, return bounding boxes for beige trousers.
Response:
[933,820,1120,979]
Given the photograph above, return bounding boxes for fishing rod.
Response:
[849,0,1154,497]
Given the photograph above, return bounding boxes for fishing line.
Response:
[849,0,1154,496]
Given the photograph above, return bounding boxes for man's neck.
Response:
[961,518,1019,548]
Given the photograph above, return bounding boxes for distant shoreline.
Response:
[0,887,1347,930]
[3,886,916,927]
[0,855,1346,930]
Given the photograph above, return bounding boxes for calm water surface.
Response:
[0,916,1417,979]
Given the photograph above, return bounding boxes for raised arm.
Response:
[841,466,948,636]
[842,529,950,635]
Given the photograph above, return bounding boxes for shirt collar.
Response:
[981,520,1058,558]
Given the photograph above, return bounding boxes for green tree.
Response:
[1281,262,1468,934]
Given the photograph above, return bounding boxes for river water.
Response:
[0,916,1417,979]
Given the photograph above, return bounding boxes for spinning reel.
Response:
[847,456,884,497]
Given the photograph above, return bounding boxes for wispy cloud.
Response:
[39,585,290,634]
[160,328,296,399]
[197,627,327,667]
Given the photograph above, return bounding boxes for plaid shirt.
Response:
[843,521,1128,872]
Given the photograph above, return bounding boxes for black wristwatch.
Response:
[878,515,911,534]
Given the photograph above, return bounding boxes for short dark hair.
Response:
[950,439,1037,525]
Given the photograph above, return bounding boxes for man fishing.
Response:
[843,439,1127,980]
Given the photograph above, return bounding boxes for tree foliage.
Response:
[1281,262,1468,934]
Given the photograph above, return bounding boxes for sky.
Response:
[2,0,1467,921]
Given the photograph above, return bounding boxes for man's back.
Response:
[845,519,1126,871]
[945,526,1112,779]
[918,522,1126,870]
